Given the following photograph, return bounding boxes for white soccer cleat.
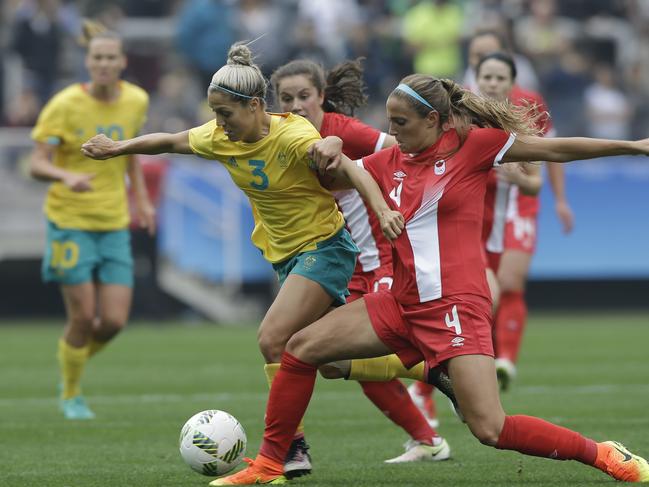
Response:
[495,358,517,391]
[384,437,451,463]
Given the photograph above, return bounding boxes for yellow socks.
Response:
[87,338,107,358]
[348,355,425,382]
[264,363,305,435]
[57,339,89,399]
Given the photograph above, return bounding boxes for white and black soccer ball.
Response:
[179,409,247,476]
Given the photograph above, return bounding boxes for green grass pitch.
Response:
[1,313,648,486]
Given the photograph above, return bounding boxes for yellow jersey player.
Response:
[81,42,403,478]
[29,23,154,420]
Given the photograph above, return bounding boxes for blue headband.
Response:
[395,83,436,111]
[209,82,256,99]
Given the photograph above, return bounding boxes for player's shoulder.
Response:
[362,144,400,168]
[120,80,149,104]
[274,112,320,138]
[47,83,86,107]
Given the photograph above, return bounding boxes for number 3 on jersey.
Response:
[249,159,269,190]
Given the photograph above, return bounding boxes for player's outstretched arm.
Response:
[333,155,404,241]
[81,131,193,160]
[504,135,647,164]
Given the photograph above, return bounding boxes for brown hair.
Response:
[271,58,368,115]
[392,75,543,144]
[78,19,122,49]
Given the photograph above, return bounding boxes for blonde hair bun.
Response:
[227,43,254,67]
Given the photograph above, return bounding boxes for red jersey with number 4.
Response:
[360,128,515,305]
[510,85,554,217]
[320,112,392,273]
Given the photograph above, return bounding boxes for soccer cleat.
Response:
[60,395,95,420]
[384,437,451,463]
[283,436,312,479]
[407,383,439,428]
[494,358,517,392]
[594,441,649,482]
[210,457,286,486]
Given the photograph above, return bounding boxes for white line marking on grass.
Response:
[1,383,648,408]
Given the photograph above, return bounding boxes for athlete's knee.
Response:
[465,414,504,446]
[257,323,291,362]
[285,329,326,365]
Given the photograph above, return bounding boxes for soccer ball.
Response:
[179,409,247,476]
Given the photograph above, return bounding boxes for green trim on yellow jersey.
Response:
[189,113,345,263]
[31,81,149,231]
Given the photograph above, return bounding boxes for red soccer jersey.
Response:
[510,85,554,216]
[360,128,515,304]
[320,112,392,273]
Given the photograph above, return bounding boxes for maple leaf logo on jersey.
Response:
[393,170,407,181]
[434,159,446,175]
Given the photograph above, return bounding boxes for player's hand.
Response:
[379,209,405,241]
[555,199,574,234]
[81,134,119,160]
[62,172,94,192]
[496,163,524,184]
[308,136,343,174]
[136,200,157,236]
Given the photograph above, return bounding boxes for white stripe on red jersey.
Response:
[361,128,515,304]
[320,112,392,273]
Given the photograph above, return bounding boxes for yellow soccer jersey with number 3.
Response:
[189,113,345,263]
[31,81,149,230]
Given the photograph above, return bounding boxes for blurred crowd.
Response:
[2,0,649,139]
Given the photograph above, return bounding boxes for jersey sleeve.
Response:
[464,128,516,170]
[340,117,383,158]
[188,120,218,159]
[134,92,150,133]
[285,117,322,170]
[31,95,66,145]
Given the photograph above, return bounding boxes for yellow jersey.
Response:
[31,81,149,230]
[189,113,345,263]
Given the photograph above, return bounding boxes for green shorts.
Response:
[42,220,133,287]
[273,228,359,307]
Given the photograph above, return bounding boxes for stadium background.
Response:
[0,0,648,320]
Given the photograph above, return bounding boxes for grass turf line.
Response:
[0,313,647,486]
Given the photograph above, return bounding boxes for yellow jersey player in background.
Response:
[29,21,155,420]
[81,42,403,480]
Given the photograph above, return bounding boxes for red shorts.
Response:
[348,265,393,303]
[364,292,494,369]
[504,211,537,254]
[481,247,501,272]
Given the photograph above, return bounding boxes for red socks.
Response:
[360,379,437,444]
[494,291,527,362]
[259,352,318,463]
[496,415,597,465]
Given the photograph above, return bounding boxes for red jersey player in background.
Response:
[212,75,649,486]
[271,58,450,463]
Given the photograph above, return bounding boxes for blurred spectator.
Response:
[146,68,203,133]
[297,0,362,62]
[236,0,293,73]
[402,0,464,78]
[5,87,40,127]
[583,63,632,140]
[175,0,236,89]
[542,43,591,136]
[513,0,579,76]
[285,19,334,71]
[9,0,64,105]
